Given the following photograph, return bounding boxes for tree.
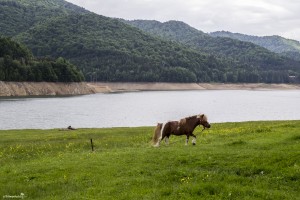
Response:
[0,37,84,82]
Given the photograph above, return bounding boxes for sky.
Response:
[66,0,300,41]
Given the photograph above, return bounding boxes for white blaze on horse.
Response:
[152,114,211,147]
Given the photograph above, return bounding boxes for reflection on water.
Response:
[0,90,299,129]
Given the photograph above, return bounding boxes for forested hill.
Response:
[210,31,300,61]
[127,20,300,74]
[1,0,230,83]
[1,0,300,83]
[0,37,84,82]
[17,13,231,82]
[0,0,87,37]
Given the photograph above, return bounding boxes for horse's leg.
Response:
[155,136,163,147]
[154,138,161,147]
[154,126,165,147]
[156,129,170,147]
[191,133,197,145]
[185,135,189,145]
[165,136,170,145]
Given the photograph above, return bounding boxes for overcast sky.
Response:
[66,0,300,41]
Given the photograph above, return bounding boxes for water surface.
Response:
[0,90,299,129]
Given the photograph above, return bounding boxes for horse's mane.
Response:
[201,114,208,121]
[186,115,197,119]
[179,118,186,126]
[180,115,196,126]
[179,114,208,127]
[187,114,207,120]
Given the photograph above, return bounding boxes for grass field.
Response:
[0,121,299,199]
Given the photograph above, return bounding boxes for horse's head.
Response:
[197,114,211,129]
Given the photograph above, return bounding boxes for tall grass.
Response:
[0,121,299,199]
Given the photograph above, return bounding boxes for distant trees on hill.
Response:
[126,20,300,83]
[1,0,299,83]
[1,35,297,83]
[0,37,84,82]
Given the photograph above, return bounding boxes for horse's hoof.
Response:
[192,143,196,145]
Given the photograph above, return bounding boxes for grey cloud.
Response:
[66,0,300,41]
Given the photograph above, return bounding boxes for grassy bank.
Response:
[0,121,299,199]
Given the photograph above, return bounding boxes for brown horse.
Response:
[152,114,210,147]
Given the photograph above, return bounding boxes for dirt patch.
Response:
[1,82,299,96]
[0,81,96,97]
[88,82,300,93]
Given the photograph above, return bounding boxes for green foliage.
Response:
[211,31,300,61]
[0,121,299,199]
[14,12,229,83]
[0,0,87,37]
[127,20,300,83]
[160,67,197,82]
[1,0,300,83]
[0,35,31,60]
[0,37,84,82]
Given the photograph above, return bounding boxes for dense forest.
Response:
[0,0,300,83]
[0,0,87,37]
[0,37,84,82]
[127,20,300,83]
[15,13,233,83]
[210,31,300,61]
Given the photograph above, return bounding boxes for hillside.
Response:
[0,0,231,83]
[210,31,300,61]
[127,20,300,83]
[0,37,84,82]
[0,0,87,37]
[15,13,230,83]
[1,0,300,83]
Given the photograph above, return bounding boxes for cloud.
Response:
[66,0,300,41]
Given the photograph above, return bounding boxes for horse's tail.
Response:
[152,123,163,146]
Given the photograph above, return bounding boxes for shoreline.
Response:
[0,81,96,97]
[1,82,299,97]
[1,120,299,130]
[88,82,300,93]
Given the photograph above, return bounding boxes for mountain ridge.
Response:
[13,11,227,82]
[0,0,88,37]
[1,0,299,83]
[126,19,300,82]
[210,31,300,61]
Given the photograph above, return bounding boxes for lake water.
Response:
[0,90,299,129]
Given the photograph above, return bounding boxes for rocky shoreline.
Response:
[0,81,95,97]
[88,82,300,93]
[1,82,299,97]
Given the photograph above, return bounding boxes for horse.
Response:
[152,114,210,147]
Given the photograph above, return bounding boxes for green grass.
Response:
[0,121,299,199]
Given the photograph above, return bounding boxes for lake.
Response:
[0,90,299,129]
